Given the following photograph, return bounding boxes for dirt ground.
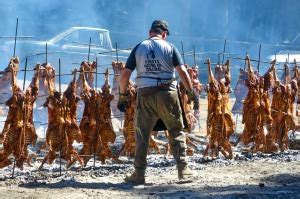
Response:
[0,151,299,198]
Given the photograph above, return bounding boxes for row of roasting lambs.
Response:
[0,54,299,170]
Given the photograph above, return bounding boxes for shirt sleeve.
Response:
[125,44,140,70]
[172,45,184,67]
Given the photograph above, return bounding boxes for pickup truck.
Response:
[1,27,130,81]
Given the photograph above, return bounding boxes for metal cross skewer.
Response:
[222,39,227,64]
[58,58,62,176]
[22,58,28,91]
[45,43,48,64]
[13,18,18,57]
[244,52,248,71]
[181,41,186,65]
[115,42,119,64]
[88,37,92,62]
[93,57,98,170]
[192,45,196,66]
[257,44,262,74]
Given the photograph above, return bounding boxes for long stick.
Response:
[193,45,196,66]
[59,58,62,176]
[222,39,227,64]
[22,58,28,91]
[115,42,119,64]
[88,37,91,62]
[94,57,98,170]
[181,41,186,64]
[244,52,248,71]
[257,44,262,74]
[13,18,18,57]
[46,43,48,63]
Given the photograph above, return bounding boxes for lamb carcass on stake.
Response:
[76,61,96,96]
[187,65,202,129]
[63,69,82,146]
[203,59,235,159]
[78,67,101,166]
[0,62,39,169]
[39,67,83,170]
[97,69,117,163]
[0,64,25,169]
[0,57,19,103]
[240,56,274,152]
[232,68,248,114]
[111,62,126,117]
[271,62,297,151]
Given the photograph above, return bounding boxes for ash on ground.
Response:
[0,138,299,198]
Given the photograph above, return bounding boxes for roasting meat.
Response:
[241,56,274,153]
[97,69,116,163]
[63,69,82,146]
[78,66,100,166]
[271,63,297,151]
[39,67,83,170]
[76,61,96,95]
[203,59,235,159]
[0,62,38,168]
[111,62,126,117]
[0,57,19,103]
[0,66,25,169]
[232,68,248,114]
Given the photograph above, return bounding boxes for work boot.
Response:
[124,171,145,184]
[178,165,195,180]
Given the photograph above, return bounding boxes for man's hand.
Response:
[117,94,128,112]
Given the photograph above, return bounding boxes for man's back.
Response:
[127,37,182,89]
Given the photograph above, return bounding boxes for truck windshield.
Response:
[63,29,105,47]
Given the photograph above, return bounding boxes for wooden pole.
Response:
[13,18,18,57]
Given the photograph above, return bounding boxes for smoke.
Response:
[0,0,300,74]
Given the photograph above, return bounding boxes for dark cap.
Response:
[150,20,170,35]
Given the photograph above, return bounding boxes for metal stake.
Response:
[46,43,48,63]
[115,42,119,64]
[93,57,98,170]
[13,18,18,57]
[181,41,185,64]
[257,44,262,74]
[88,37,92,62]
[59,58,62,176]
[22,58,28,91]
[222,39,227,64]
[192,45,196,66]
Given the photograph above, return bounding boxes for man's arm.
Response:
[119,68,133,94]
[176,65,193,92]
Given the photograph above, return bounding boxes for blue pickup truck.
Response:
[1,27,130,80]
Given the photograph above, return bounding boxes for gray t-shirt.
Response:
[125,37,183,89]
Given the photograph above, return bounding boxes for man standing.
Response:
[118,20,198,184]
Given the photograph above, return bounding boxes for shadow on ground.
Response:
[19,173,300,198]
